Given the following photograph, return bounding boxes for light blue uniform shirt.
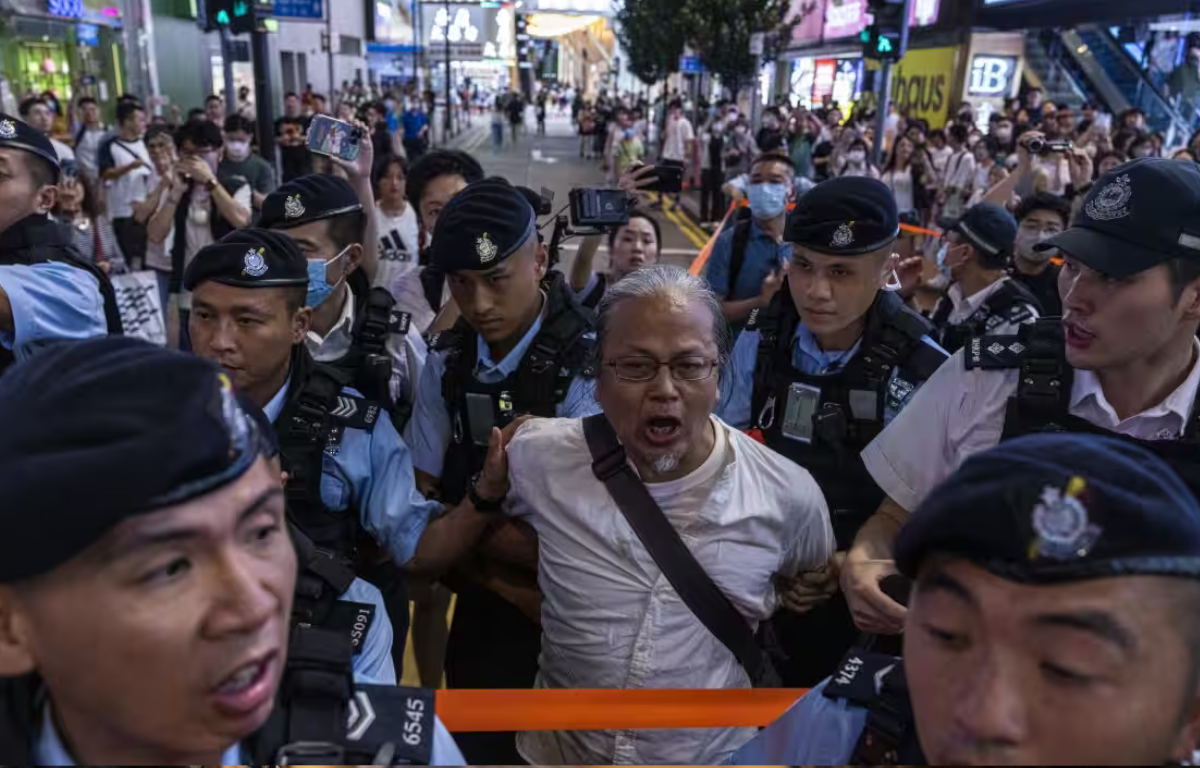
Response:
[727,678,865,765]
[407,309,600,478]
[717,320,944,429]
[265,374,441,685]
[34,698,468,765]
[702,218,791,334]
[0,262,108,362]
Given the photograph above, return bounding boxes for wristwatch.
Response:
[204,177,219,192]
[468,472,506,513]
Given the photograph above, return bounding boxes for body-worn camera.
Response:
[1025,137,1074,155]
[569,187,632,229]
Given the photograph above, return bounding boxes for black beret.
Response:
[896,433,1200,585]
[787,176,899,255]
[0,337,271,583]
[1038,158,1200,279]
[0,113,60,181]
[430,176,536,271]
[953,201,1018,260]
[260,173,363,230]
[183,227,308,291]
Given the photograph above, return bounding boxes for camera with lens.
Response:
[568,188,633,230]
[1025,137,1074,155]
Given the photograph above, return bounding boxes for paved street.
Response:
[444,112,708,276]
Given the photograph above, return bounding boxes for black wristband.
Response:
[468,472,505,513]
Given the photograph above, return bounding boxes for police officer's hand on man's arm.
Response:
[841,495,909,634]
[777,553,843,614]
[405,415,533,577]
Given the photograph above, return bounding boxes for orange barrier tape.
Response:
[900,223,941,237]
[687,202,736,276]
[436,688,809,732]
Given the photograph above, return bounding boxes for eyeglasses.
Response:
[605,356,718,382]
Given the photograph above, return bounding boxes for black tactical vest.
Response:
[319,270,416,433]
[0,214,122,377]
[929,277,1041,355]
[967,318,1200,497]
[431,272,595,504]
[750,288,947,548]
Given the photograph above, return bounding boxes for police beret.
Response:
[183,227,308,291]
[953,201,1018,260]
[895,433,1200,585]
[0,337,271,583]
[430,176,536,271]
[259,173,363,230]
[787,176,899,255]
[0,113,60,180]
[1038,158,1200,279]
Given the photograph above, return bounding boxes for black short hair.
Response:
[949,124,970,144]
[285,91,299,101]
[405,149,484,209]
[372,155,409,198]
[77,96,97,108]
[116,101,144,125]
[1168,258,1200,304]
[223,114,255,135]
[1014,192,1071,230]
[186,107,206,123]
[326,209,368,252]
[608,209,662,255]
[144,123,173,145]
[311,93,327,103]
[205,94,223,106]
[751,151,796,176]
[18,96,46,118]
[24,152,58,189]
[174,118,224,151]
[283,285,308,313]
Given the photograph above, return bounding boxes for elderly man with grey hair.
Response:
[475,265,834,765]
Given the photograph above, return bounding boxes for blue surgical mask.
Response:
[306,247,350,308]
[746,183,789,220]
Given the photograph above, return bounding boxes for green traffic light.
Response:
[234,0,249,15]
[216,8,230,23]
[860,29,871,42]
[878,37,894,53]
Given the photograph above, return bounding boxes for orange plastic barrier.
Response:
[687,203,736,276]
[436,687,809,732]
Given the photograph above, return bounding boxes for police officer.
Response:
[0,112,119,377]
[184,228,506,682]
[732,433,1200,766]
[716,175,948,686]
[260,173,426,432]
[845,157,1200,637]
[928,201,1042,355]
[0,336,465,765]
[407,177,599,764]
[260,173,430,673]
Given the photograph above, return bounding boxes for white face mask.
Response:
[1016,228,1059,263]
[225,140,251,162]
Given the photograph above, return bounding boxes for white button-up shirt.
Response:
[505,416,834,765]
[937,276,1040,335]
[862,340,1200,512]
[305,286,427,406]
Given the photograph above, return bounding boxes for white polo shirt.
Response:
[861,340,1200,513]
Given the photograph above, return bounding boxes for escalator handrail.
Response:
[1078,25,1193,133]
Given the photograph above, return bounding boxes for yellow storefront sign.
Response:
[889,46,962,129]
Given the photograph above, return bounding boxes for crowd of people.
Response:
[4,67,1200,768]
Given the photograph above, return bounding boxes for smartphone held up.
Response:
[306,115,364,163]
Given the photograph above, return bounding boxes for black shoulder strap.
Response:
[850,664,919,766]
[1013,317,1071,419]
[725,219,754,301]
[582,414,779,687]
[750,287,798,427]
[516,274,596,410]
[579,272,607,310]
[982,278,1041,329]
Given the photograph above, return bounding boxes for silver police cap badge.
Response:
[1085,173,1132,222]
[477,232,499,264]
[242,247,269,277]
[831,222,855,248]
[284,193,306,220]
[1030,476,1101,561]
[0,119,14,140]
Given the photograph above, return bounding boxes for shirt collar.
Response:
[263,375,293,423]
[948,276,1009,320]
[305,286,355,349]
[1070,337,1200,438]
[35,701,242,766]
[793,321,862,374]
[475,292,547,383]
